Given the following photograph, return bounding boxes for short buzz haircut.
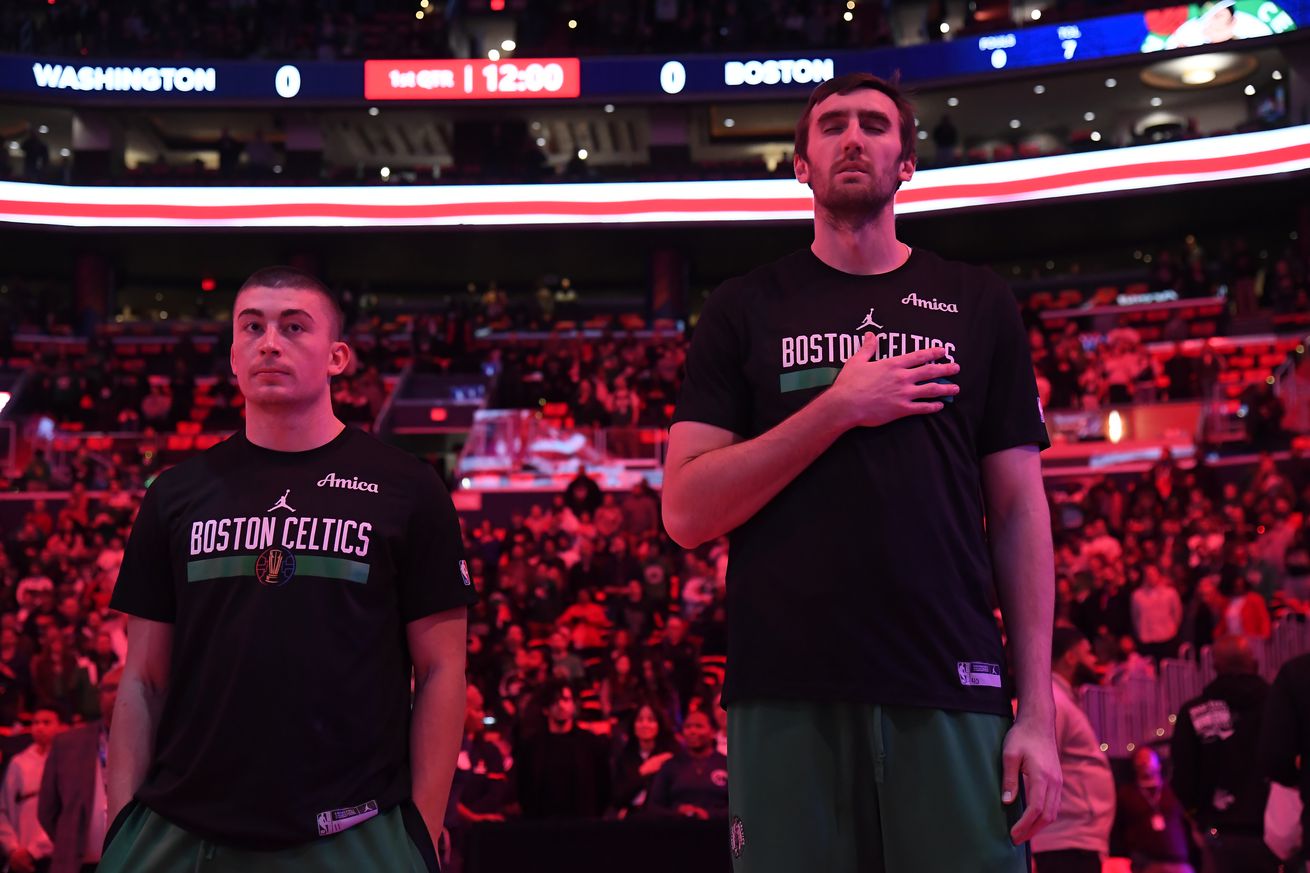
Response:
[794,71,917,165]
[236,266,345,340]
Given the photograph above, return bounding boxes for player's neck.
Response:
[245,397,345,453]
[811,206,908,276]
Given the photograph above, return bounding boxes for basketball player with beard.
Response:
[664,73,1061,872]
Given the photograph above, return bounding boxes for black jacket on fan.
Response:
[1169,672,1270,834]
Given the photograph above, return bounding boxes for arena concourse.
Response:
[1,1,1309,872]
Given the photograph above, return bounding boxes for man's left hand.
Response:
[1000,716,1061,844]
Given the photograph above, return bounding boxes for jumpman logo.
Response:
[855,308,884,331]
[268,489,296,513]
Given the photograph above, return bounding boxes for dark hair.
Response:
[1052,626,1088,663]
[32,703,70,724]
[794,72,917,165]
[627,698,677,750]
[539,678,574,710]
[236,266,345,340]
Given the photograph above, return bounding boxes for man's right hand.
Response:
[826,337,960,429]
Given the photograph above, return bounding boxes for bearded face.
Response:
[796,88,916,222]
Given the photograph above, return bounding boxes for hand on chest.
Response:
[757,285,980,408]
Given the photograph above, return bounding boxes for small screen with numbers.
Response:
[364,58,581,100]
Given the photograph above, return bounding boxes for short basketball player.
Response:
[102,266,475,872]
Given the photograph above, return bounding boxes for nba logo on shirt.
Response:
[459,560,473,587]
[957,661,1002,688]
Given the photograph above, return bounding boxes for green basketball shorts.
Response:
[727,700,1029,873]
[97,800,439,873]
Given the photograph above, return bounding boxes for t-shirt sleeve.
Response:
[977,279,1051,456]
[109,480,177,623]
[670,282,752,437]
[397,465,478,622]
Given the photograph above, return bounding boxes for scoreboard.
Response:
[1,1,1304,105]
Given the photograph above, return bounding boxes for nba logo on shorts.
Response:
[459,560,473,587]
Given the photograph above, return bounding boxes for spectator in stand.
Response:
[594,493,624,540]
[563,467,603,518]
[0,706,64,873]
[20,125,48,182]
[546,628,586,684]
[1216,574,1272,641]
[1132,564,1184,663]
[0,624,32,726]
[446,684,512,836]
[28,632,95,722]
[621,482,661,539]
[38,667,119,873]
[512,681,611,819]
[932,115,959,166]
[610,702,679,817]
[1114,748,1196,873]
[599,651,642,722]
[1259,652,1309,869]
[646,709,728,820]
[1033,628,1115,873]
[1170,635,1278,873]
[656,614,700,716]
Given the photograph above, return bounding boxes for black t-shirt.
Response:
[647,750,730,816]
[672,247,1049,716]
[110,426,477,849]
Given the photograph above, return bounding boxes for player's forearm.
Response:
[410,664,465,843]
[990,493,1056,725]
[106,675,166,822]
[663,392,852,548]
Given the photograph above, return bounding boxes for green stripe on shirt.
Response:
[187,554,370,584]
[779,367,839,393]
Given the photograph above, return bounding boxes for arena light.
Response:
[1106,410,1125,444]
[0,392,9,415]
[1,125,1307,228]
